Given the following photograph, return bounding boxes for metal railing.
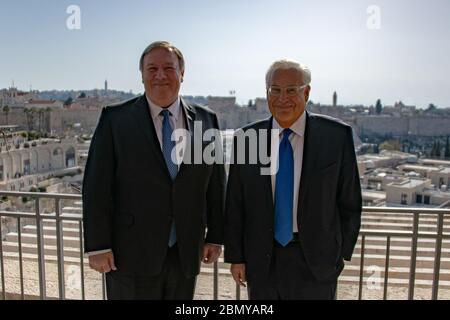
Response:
[0,191,106,300]
[0,191,449,300]
[355,206,450,300]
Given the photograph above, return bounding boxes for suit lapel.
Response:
[262,117,275,217]
[178,98,196,175]
[131,95,172,181]
[297,111,319,223]
[182,97,195,133]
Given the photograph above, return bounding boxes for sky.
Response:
[1,0,449,107]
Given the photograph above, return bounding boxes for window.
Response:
[439,178,445,187]
[416,194,423,204]
[401,194,408,205]
[424,195,431,205]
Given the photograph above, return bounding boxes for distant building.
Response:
[385,177,450,207]
[0,129,78,191]
[25,99,64,109]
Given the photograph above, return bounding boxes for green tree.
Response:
[44,107,52,133]
[23,108,33,131]
[379,139,401,151]
[37,109,45,133]
[427,103,437,112]
[375,99,383,114]
[64,96,73,106]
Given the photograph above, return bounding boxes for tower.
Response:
[333,91,337,107]
[104,79,108,91]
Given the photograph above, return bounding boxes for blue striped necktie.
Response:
[161,109,177,247]
[274,128,294,246]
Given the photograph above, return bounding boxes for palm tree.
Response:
[37,109,45,133]
[23,108,35,131]
[45,107,52,133]
[2,105,10,125]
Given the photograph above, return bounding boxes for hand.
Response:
[89,251,117,273]
[230,263,246,287]
[202,244,222,264]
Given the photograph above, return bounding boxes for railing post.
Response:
[17,217,24,300]
[102,273,107,300]
[213,260,218,300]
[55,198,65,299]
[408,213,419,300]
[235,282,241,300]
[0,219,5,300]
[383,236,391,300]
[432,214,444,300]
[358,235,366,300]
[78,221,85,300]
[35,198,47,299]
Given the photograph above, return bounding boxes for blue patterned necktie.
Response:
[161,109,177,247]
[274,128,294,246]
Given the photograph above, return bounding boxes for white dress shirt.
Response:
[147,96,187,167]
[270,112,306,233]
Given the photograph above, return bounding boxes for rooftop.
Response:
[388,178,430,189]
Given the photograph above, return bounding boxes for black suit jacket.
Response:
[224,112,362,282]
[82,95,225,278]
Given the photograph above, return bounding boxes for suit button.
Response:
[266,253,271,258]
[269,228,273,232]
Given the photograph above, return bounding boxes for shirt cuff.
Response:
[85,248,112,257]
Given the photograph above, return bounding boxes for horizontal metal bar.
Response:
[363,206,450,215]
[0,191,80,200]
[0,211,82,221]
[359,230,450,239]
[1,191,449,215]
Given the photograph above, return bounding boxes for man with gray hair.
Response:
[224,59,362,299]
[83,41,225,299]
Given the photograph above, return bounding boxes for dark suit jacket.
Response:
[224,111,362,282]
[82,95,225,278]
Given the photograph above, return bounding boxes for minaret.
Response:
[333,91,337,107]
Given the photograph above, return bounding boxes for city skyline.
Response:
[1,0,450,107]
[2,84,447,109]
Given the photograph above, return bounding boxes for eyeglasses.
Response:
[268,84,308,97]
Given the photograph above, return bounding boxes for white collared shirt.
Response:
[270,112,306,233]
[146,95,187,167]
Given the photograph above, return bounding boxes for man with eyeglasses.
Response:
[224,59,362,299]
